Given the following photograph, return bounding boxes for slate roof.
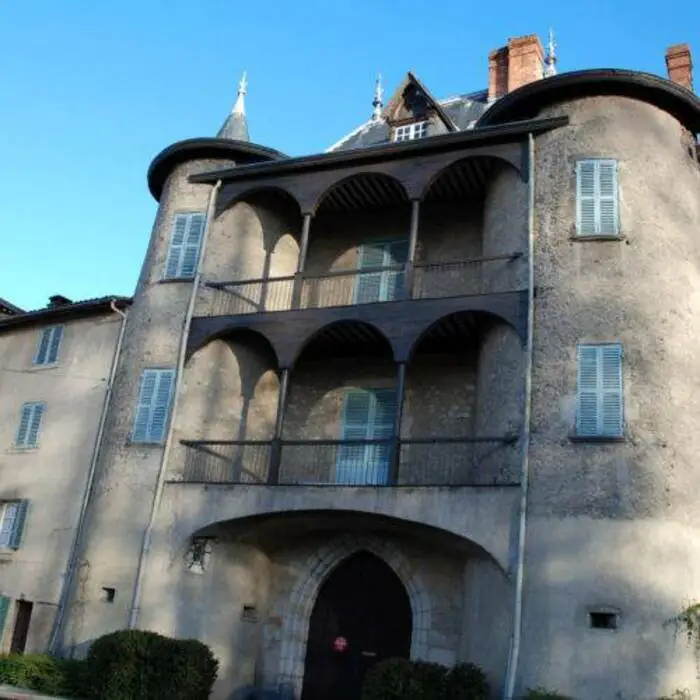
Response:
[327,89,490,153]
[217,111,250,141]
[0,297,24,316]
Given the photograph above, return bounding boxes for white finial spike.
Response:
[372,74,384,120]
[233,71,247,114]
[544,29,557,77]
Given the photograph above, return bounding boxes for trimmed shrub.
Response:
[86,629,219,700]
[445,662,490,700]
[0,653,71,696]
[362,657,490,700]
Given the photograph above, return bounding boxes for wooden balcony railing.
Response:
[177,436,519,487]
[201,253,523,316]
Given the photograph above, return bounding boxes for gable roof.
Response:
[382,72,458,132]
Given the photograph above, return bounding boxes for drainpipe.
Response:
[503,132,535,700]
[48,299,128,654]
[128,179,223,629]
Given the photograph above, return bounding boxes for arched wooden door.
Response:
[301,550,412,700]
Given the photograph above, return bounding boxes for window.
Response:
[336,389,396,485]
[15,403,45,448]
[576,344,623,438]
[0,501,29,549]
[355,240,409,304]
[132,369,176,444]
[0,597,8,640]
[33,326,63,366]
[393,121,428,142]
[164,212,207,280]
[576,159,620,237]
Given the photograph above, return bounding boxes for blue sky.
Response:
[1,0,697,310]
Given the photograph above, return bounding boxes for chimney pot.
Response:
[488,34,545,101]
[49,295,72,307]
[666,43,693,92]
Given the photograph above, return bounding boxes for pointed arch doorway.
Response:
[301,550,412,700]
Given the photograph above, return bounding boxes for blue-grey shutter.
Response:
[337,391,373,484]
[0,503,18,547]
[576,161,597,236]
[0,597,9,637]
[149,371,176,442]
[598,161,619,235]
[8,500,29,549]
[46,326,64,364]
[16,403,44,448]
[355,244,385,303]
[576,160,619,236]
[179,214,206,278]
[27,404,45,447]
[576,344,623,437]
[600,344,623,436]
[132,369,175,443]
[385,241,409,301]
[165,213,206,279]
[34,328,52,365]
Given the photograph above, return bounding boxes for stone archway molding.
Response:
[276,533,431,694]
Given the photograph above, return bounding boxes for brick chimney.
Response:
[665,44,693,92]
[488,34,545,100]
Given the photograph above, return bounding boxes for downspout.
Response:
[48,299,128,654]
[128,179,222,629]
[504,132,535,700]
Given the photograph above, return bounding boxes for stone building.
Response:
[0,295,130,654]
[46,33,700,700]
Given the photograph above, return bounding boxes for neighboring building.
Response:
[0,295,130,654]
[49,33,700,700]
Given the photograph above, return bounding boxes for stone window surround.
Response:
[276,532,431,695]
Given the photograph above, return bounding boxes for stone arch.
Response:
[277,532,430,691]
[419,154,522,202]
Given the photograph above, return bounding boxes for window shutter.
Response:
[0,597,9,638]
[8,501,28,550]
[46,326,64,364]
[370,389,397,439]
[0,503,18,547]
[15,403,44,448]
[179,214,206,278]
[576,344,623,437]
[132,369,175,443]
[600,344,623,436]
[576,161,597,235]
[356,244,385,303]
[34,328,52,365]
[27,404,45,447]
[598,161,619,235]
[576,160,619,236]
[385,241,409,301]
[165,213,206,279]
[149,371,176,442]
[342,391,373,440]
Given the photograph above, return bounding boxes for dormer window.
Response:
[393,121,428,142]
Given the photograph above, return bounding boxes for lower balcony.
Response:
[177,436,519,487]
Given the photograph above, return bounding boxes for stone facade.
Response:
[0,305,126,654]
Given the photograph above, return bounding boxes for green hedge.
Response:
[362,658,489,700]
[86,630,218,700]
[0,630,218,700]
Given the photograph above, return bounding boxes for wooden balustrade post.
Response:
[292,213,312,308]
[404,200,420,300]
[390,362,407,485]
[268,367,290,484]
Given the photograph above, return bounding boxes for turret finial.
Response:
[372,74,384,120]
[544,29,557,77]
[233,71,248,115]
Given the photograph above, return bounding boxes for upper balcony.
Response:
[192,130,535,325]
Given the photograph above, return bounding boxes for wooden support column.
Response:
[390,362,407,485]
[292,213,312,308]
[404,199,420,300]
[268,367,291,484]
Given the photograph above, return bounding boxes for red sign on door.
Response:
[333,636,348,652]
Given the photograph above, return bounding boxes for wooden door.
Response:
[301,551,412,700]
